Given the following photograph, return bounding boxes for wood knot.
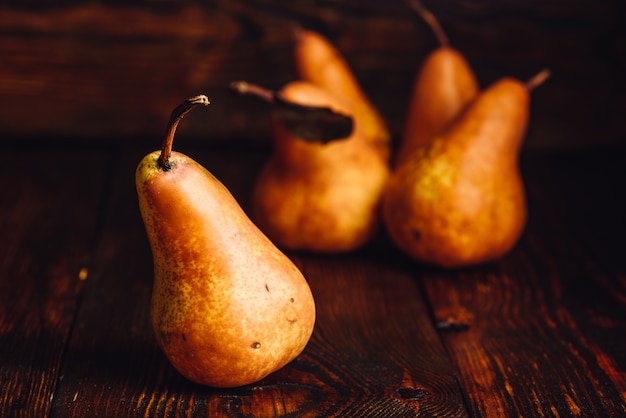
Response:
[396,387,429,401]
[436,320,470,333]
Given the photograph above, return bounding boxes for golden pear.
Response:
[396,0,479,166]
[293,27,391,160]
[249,81,390,252]
[135,96,316,387]
[383,70,549,268]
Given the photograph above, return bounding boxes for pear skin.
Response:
[251,81,390,252]
[382,71,549,268]
[293,28,390,159]
[396,0,479,166]
[136,96,315,387]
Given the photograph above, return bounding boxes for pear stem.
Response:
[158,95,210,171]
[406,0,450,47]
[526,69,551,91]
[229,81,276,103]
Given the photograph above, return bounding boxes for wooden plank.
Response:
[0,146,108,417]
[0,0,625,151]
[290,252,468,417]
[420,150,626,416]
[50,146,467,417]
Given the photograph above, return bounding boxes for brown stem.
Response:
[406,0,449,47]
[526,69,551,91]
[158,94,210,170]
[229,81,276,103]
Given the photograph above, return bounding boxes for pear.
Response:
[382,70,550,268]
[396,0,479,166]
[237,80,390,252]
[293,27,391,160]
[135,95,316,388]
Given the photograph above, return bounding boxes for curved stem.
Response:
[158,95,210,170]
[526,69,551,91]
[229,81,276,103]
[406,0,449,47]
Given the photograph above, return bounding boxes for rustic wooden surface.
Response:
[1,0,625,150]
[1,1,626,416]
[1,141,624,417]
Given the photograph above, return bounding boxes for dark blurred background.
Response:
[1,0,625,152]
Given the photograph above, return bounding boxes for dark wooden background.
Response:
[1,1,625,417]
[1,0,625,151]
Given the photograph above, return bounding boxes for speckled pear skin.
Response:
[136,151,316,388]
[383,78,531,268]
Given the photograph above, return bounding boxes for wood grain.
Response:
[1,142,624,416]
[420,151,626,417]
[293,252,467,417]
[1,0,625,151]
[47,146,466,417]
[0,147,108,417]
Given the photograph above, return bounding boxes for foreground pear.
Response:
[293,27,390,159]
[396,0,479,166]
[135,96,315,387]
[383,70,550,268]
[241,81,390,252]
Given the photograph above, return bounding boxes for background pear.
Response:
[382,70,549,268]
[135,96,316,388]
[293,27,390,160]
[396,0,479,166]
[249,80,390,253]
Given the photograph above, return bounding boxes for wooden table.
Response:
[1,141,624,417]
